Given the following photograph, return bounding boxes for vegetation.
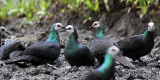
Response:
[0,0,159,25]
[0,0,52,25]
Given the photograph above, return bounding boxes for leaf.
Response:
[142,6,148,14]
[86,0,92,10]
[94,2,99,11]
[8,9,19,16]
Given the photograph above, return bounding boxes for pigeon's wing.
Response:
[80,46,95,65]
[23,42,60,59]
[0,41,22,59]
[90,37,114,56]
[117,35,144,51]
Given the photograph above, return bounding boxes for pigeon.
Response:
[116,22,155,61]
[90,21,135,68]
[85,46,120,80]
[4,23,63,65]
[63,25,95,67]
[0,39,25,60]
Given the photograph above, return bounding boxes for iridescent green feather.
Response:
[95,21,105,38]
[47,24,60,44]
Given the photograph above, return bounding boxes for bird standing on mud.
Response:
[4,23,63,65]
[63,25,95,67]
[85,46,120,80]
[116,22,155,62]
[89,21,135,68]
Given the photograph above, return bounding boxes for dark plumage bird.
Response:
[90,21,135,68]
[4,39,26,59]
[0,39,25,60]
[116,22,155,60]
[0,26,10,46]
[63,25,95,67]
[90,21,114,64]
[85,46,120,80]
[4,23,63,65]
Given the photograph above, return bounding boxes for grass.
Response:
[0,0,159,25]
[121,0,159,14]
[0,0,52,25]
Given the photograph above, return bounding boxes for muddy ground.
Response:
[0,7,160,80]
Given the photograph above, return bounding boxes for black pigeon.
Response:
[85,46,120,80]
[116,22,155,61]
[5,39,26,59]
[63,25,95,67]
[4,23,63,65]
[90,21,114,64]
[90,21,135,68]
[0,39,25,60]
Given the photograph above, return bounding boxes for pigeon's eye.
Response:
[67,27,71,30]
[57,25,61,27]
[111,49,115,52]
[93,23,98,26]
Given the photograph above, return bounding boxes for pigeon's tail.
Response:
[4,55,31,64]
[114,54,136,69]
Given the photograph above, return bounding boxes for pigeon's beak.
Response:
[89,26,93,29]
[61,27,66,32]
[5,31,10,35]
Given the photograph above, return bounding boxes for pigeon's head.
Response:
[90,21,103,29]
[107,46,120,58]
[65,25,75,34]
[91,21,101,28]
[148,22,155,32]
[50,23,63,31]
[0,26,10,37]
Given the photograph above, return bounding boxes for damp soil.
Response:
[0,8,160,80]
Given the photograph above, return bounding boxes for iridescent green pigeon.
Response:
[4,23,63,65]
[90,21,135,68]
[116,22,155,61]
[0,39,25,59]
[63,25,95,67]
[85,46,120,80]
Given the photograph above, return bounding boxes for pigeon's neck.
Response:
[142,30,154,42]
[95,27,105,38]
[66,32,81,53]
[98,54,113,75]
[47,30,60,44]
[67,32,79,47]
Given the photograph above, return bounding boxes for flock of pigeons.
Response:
[0,21,155,80]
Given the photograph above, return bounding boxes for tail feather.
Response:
[4,55,31,64]
[114,54,136,68]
